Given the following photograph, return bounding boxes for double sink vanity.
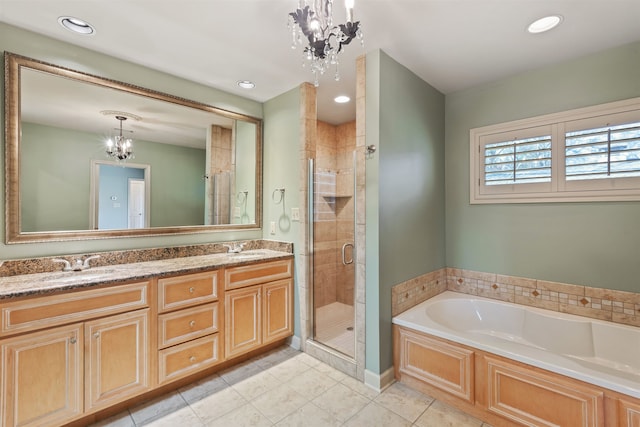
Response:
[0,243,294,427]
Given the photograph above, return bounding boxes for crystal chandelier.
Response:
[288,0,363,86]
[106,116,134,161]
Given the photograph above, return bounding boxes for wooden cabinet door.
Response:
[263,279,293,345]
[481,354,603,427]
[395,326,474,403]
[1,323,83,427]
[620,397,640,427]
[85,309,150,411]
[225,286,261,358]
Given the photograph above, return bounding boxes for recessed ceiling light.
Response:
[58,16,95,35]
[334,95,350,104]
[527,15,563,34]
[237,80,255,89]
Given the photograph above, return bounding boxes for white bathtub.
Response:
[392,291,640,398]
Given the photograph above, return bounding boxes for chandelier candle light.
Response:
[288,0,363,86]
[106,115,134,161]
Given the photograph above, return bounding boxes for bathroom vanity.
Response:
[0,249,293,427]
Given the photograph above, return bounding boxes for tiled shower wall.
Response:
[206,125,234,225]
[392,267,640,328]
[314,120,356,308]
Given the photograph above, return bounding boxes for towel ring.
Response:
[272,188,285,204]
[236,191,248,204]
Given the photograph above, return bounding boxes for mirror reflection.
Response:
[5,53,262,243]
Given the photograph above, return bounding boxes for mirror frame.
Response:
[4,52,263,243]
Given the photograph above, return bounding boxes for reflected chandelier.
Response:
[288,0,363,86]
[106,115,134,161]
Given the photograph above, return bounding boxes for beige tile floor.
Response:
[91,346,494,427]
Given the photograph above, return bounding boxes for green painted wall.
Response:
[366,50,446,374]
[445,41,640,292]
[22,122,208,229]
[0,23,263,259]
[21,123,95,231]
[262,86,302,337]
[365,50,382,375]
[141,141,206,227]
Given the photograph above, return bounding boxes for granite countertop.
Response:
[0,249,293,300]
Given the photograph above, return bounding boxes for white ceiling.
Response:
[1,0,640,125]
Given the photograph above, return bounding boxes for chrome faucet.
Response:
[223,242,246,253]
[52,255,101,271]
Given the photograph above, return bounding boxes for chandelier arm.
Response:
[289,1,362,86]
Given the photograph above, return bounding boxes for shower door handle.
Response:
[342,243,354,265]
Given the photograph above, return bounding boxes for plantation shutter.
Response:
[565,120,640,181]
[484,134,552,186]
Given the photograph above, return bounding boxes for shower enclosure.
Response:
[309,151,356,358]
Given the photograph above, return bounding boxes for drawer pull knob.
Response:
[69,337,77,344]
[189,320,196,327]
[94,332,100,339]
[189,287,195,293]
[189,356,196,363]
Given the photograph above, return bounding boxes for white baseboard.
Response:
[364,366,395,392]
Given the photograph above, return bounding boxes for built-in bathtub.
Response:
[392,291,640,399]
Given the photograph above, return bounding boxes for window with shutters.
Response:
[470,97,640,203]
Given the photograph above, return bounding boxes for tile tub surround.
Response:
[0,239,292,277]
[0,243,293,299]
[391,267,640,329]
[391,269,448,317]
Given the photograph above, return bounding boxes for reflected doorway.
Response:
[91,160,150,230]
[128,178,145,229]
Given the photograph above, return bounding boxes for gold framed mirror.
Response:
[4,52,262,243]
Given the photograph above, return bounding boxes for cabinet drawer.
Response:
[158,271,219,313]
[158,334,220,384]
[0,282,149,337]
[225,258,292,290]
[158,303,219,348]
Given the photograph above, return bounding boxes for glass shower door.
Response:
[309,152,356,358]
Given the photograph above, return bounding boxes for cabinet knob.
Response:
[189,287,195,293]
[94,332,100,339]
[189,356,196,363]
[69,337,77,344]
[189,320,196,328]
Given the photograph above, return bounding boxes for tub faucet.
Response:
[223,242,246,253]
[52,255,101,271]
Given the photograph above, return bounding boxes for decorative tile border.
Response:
[391,269,447,317]
[392,267,640,328]
[0,239,293,277]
